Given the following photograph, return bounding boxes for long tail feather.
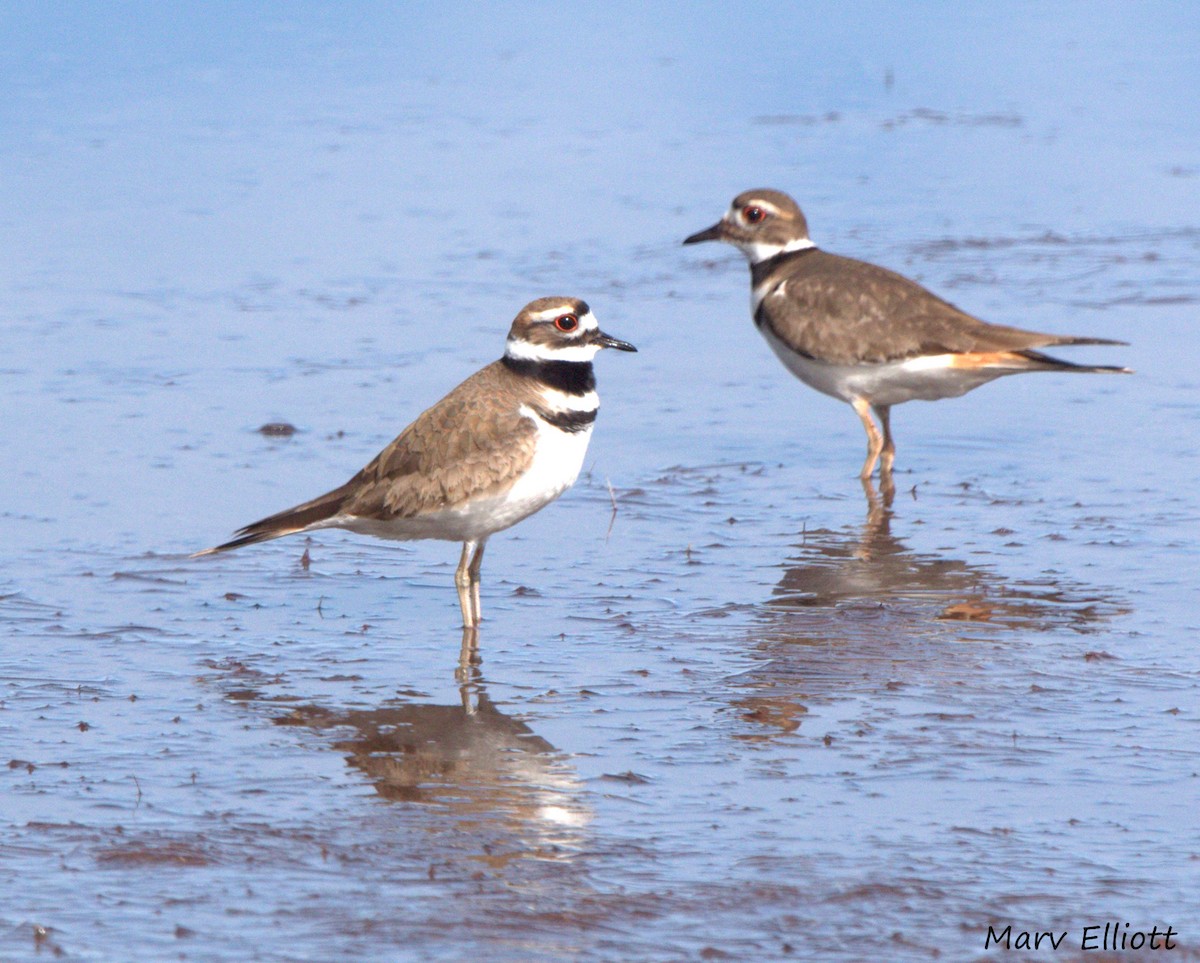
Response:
[191,527,304,557]
[1050,336,1129,348]
[1019,349,1133,374]
[192,481,356,558]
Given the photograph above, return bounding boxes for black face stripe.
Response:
[501,356,596,395]
[531,405,597,433]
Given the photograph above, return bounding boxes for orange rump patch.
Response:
[949,351,1028,370]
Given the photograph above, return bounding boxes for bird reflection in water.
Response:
[273,628,589,865]
[771,479,1123,627]
[732,479,1128,739]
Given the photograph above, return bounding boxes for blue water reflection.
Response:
[1,3,1198,960]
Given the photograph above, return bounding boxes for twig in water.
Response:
[605,478,619,541]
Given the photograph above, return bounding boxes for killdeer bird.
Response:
[684,188,1130,483]
[195,297,636,628]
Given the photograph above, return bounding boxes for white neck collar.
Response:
[741,236,816,265]
[505,339,600,364]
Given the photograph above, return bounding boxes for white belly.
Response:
[759,325,1009,406]
[496,410,593,529]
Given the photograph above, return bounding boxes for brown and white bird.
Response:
[195,297,636,628]
[684,188,1130,482]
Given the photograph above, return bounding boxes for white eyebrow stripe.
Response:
[731,199,786,219]
[528,305,588,323]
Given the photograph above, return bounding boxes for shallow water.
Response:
[2,3,1199,960]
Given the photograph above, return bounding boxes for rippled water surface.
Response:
[3,3,1199,960]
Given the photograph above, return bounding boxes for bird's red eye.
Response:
[554,314,579,332]
[742,205,767,224]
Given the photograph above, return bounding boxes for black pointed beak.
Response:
[683,222,724,245]
[594,330,637,352]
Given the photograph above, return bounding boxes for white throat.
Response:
[737,236,816,265]
[505,339,601,363]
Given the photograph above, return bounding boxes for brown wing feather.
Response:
[196,360,536,554]
[340,361,536,519]
[764,251,1125,365]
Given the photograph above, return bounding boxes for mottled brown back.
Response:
[205,360,539,551]
[755,249,1123,365]
[341,360,537,518]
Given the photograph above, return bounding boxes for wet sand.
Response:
[2,4,1198,960]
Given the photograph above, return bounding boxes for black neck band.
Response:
[502,355,596,395]
[532,406,598,433]
[750,245,818,286]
